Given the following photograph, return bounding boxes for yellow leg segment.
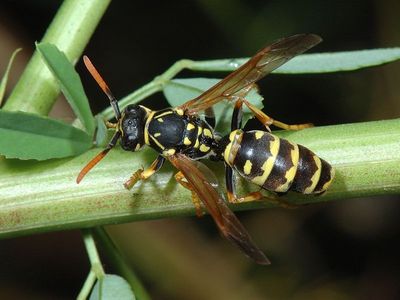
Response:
[243,99,313,131]
[228,189,299,209]
[124,156,165,190]
[174,171,205,217]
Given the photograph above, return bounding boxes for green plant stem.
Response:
[3,0,111,115]
[77,270,97,300]
[79,229,106,299]
[93,227,151,300]
[82,229,105,276]
[0,119,399,239]
[100,59,194,120]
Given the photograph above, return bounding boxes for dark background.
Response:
[0,1,399,299]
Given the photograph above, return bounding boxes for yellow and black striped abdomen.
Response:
[228,130,334,194]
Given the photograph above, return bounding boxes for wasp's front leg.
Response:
[124,155,165,189]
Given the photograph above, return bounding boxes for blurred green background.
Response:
[0,0,399,299]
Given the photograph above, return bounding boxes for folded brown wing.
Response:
[168,153,270,265]
[179,34,322,115]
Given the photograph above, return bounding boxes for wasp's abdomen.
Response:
[231,131,334,194]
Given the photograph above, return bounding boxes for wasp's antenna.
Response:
[83,55,121,120]
[76,131,121,183]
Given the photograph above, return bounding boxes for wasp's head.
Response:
[119,104,148,151]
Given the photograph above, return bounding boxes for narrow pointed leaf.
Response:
[37,43,95,135]
[190,48,400,73]
[0,110,92,160]
[0,48,22,106]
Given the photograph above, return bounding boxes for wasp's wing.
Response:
[168,153,270,265]
[179,34,322,114]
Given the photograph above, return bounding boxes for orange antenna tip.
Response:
[76,148,111,184]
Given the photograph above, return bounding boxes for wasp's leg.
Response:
[231,98,245,130]
[225,164,263,203]
[124,155,165,190]
[174,171,205,217]
[243,99,313,131]
[226,164,299,208]
[204,107,216,129]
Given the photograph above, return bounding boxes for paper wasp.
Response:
[77,34,332,265]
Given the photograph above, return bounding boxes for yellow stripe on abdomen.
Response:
[251,136,280,187]
[304,155,322,194]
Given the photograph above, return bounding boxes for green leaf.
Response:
[0,48,22,106]
[95,115,109,147]
[163,78,263,132]
[37,43,95,135]
[89,274,135,300]
[191,48,400,73]
[0,110,92,160]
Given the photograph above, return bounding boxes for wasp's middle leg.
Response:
[174,171,205,217]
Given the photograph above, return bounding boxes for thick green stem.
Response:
[0,119,399,239]
[3,0,111,115]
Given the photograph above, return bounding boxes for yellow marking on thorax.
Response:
[149,134,165,150]
[156,110,173,118]
[184,137,191,145]
[157,118,164,123]
[140,105,152,114]
[187,123,195,130]
[194,127,203,148]
[163,148,176,156]
[275,142,299,193]
[154,133,161,137]
[204,128,213,138]
[243,160,252,175]
[175,108,184,115]
[255,131,264,140]
[304,155,322,194]
[200,144,210,153]
[144,111,156,145]
[251,136,280,186]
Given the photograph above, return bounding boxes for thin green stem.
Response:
[100,59,194,119]
[82,229,106,277]
[3,0,111,115]
[93,227,151,300]
[80,229,106,300]
[77,270,97,300]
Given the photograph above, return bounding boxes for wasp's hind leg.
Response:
[204,107,216,129]
[226,166,299,209]
[242,99,313,131]
[174,171,205,217]
[124,155,165,190]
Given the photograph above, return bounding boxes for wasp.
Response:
[77,34,330,265]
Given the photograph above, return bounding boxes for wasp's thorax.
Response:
[119,104,149,151]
